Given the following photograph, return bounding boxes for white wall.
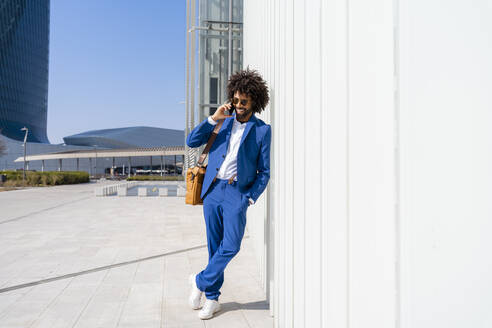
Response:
[244,0,492,327]
[399,1,492,327]
[245,0,396,327]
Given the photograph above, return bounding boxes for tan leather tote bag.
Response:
[185,120,224,205]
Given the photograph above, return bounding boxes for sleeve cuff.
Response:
[207,116,218,125]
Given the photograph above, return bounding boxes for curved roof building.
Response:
[63,126,184,149]
[0,0,50,143]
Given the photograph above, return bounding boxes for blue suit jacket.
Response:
[186,114,271,202]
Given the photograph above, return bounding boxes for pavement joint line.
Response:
[0,235,251,294]
[0,242,212,294]
[0,196,92,225]
[115,260,140,327]
[70,261,113,328]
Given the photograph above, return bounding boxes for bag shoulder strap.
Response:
[197,119,224,167]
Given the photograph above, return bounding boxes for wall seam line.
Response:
[318,0,324,325]
[346,0,351,327]
[393,0,401,326]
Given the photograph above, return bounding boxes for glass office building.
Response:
[197,0,243,119]
[185,0,243,168]
[0,0,50,143]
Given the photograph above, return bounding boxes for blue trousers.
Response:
[195,178,249,300]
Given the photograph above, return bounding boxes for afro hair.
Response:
[226,68,269,114]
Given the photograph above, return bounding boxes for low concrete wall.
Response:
[95,181,139,197]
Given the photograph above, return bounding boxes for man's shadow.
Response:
[212,300,270,318]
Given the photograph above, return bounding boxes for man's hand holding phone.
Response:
[211,102,234,122]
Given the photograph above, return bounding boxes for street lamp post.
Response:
[93,145,98,178]
[20,127,28,181]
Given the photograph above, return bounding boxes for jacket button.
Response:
[216,168,219,171]
[222,155,225,158]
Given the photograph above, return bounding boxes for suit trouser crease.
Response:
[195,179,248,300]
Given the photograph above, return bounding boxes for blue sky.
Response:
[47,1,186,144]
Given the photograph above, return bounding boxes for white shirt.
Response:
[208,116,255,204]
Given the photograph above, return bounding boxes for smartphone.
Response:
[225,102,236,116]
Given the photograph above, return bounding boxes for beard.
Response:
[235,107,252,122]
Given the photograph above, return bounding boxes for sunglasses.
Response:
[231,97,250,107]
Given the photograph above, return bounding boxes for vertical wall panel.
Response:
[399,1,492,327]
[273,0,283,322]
[292,1,306,326]
[321,0,350,326]
[348,0,396,327]
[266,0,283,316]
[283,1,295,326]
[304,0,322,327]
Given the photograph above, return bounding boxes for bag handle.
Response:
[197,119,224,167]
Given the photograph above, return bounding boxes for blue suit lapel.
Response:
[223,117,234,147]
[239,114,257,147]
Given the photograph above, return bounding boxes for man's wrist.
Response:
[208,116,218,125]
[248,197,255,205]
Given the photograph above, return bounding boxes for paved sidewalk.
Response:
[0,182,273,328]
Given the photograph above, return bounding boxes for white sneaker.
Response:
[198,299,221,320]
[188,274,203,310]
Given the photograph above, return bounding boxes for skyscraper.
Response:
[0,0,50,143]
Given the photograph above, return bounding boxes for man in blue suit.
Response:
[186,69,271,320]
